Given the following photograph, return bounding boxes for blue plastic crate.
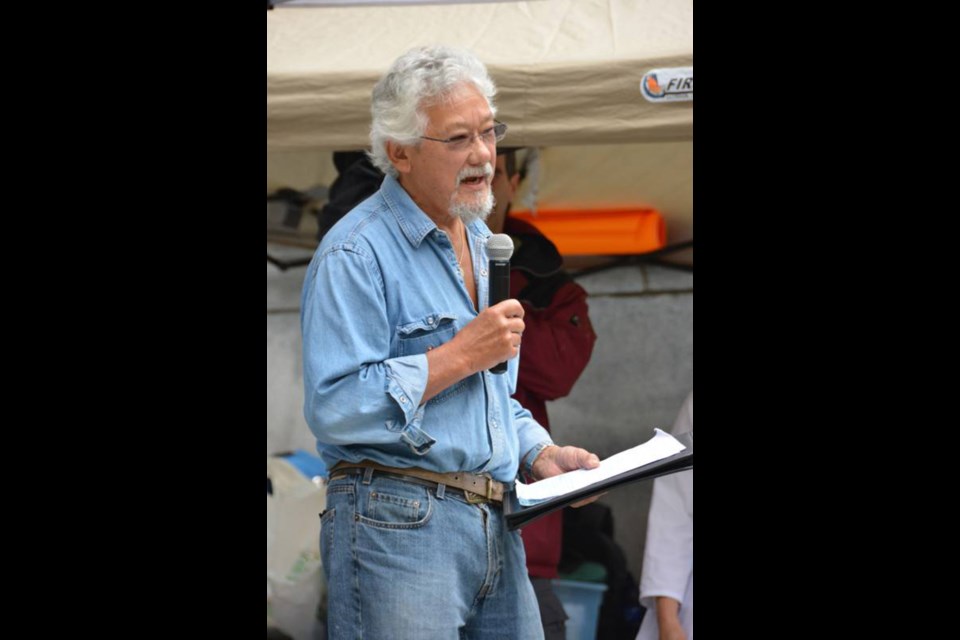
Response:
[281,449,328,481]
[552,579,607,640]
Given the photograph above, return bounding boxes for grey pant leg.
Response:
[530,577,568,640]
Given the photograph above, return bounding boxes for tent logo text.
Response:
[641,68,693,103]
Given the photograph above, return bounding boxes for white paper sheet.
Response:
[515,428,686,506]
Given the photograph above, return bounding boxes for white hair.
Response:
[367,45,498,178]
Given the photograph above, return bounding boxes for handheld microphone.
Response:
[486,233,514,374]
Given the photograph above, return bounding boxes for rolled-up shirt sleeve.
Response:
[301,243,435,452]
[510,397,553,463]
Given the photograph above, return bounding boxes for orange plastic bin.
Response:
[510,208,666,256]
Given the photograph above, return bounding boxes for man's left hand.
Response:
[530,445,603,507]
[530,445,599,480]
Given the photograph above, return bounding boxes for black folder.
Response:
[504,430,693,530]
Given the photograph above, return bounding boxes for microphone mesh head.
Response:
[486,233,514,260]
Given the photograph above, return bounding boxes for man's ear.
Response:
[387,141,412,175]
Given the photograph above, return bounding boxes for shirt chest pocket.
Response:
[395,312,458,357]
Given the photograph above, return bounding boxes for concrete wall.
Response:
[267,247,692,582]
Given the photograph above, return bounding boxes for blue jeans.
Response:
[321,471,544,640]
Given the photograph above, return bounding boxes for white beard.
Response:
[450,188,494,225]
[450,162,495,224]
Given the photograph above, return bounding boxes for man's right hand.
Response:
[453,299,525,372]
[422,299,524,403]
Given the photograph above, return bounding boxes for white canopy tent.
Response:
[267,0,693,262]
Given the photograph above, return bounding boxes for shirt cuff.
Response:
[522,441,554,480]
[384,354,428,423]
[384,355,435,455]
[385,406,435,455]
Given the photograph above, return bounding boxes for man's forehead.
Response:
[424,86,492,127]
[434,109,493,128]
[431,108,494,130]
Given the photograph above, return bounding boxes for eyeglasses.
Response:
[419,121,507,152]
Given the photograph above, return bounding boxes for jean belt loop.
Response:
[362,467,374,485]
[436,483,446,500]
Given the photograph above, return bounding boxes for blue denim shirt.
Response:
[301,174,552,483]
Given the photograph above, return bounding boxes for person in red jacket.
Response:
[490,147,598,640]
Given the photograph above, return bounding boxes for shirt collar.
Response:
[380,174,440,249]
[379,173,493,248]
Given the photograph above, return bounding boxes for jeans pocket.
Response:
[358,478,433,530]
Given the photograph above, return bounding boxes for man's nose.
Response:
[467,134,493,165]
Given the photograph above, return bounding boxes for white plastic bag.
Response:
[267,456,327,640]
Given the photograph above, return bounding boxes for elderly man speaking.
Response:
[301,45,601,640]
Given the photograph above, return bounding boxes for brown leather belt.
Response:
[329,460,505,504]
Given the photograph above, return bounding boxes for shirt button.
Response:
[400,396,407,404]
[480,268,488,277]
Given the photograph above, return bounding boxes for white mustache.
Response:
[456,163,494,185]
